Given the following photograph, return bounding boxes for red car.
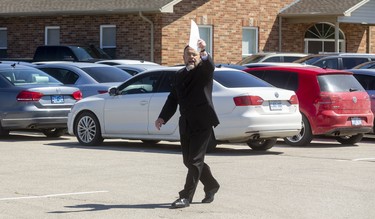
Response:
[244,66,374,146]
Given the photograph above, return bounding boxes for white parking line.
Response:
[0,191,109,201]
[352,158,375,162]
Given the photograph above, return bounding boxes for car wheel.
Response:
[42,128,66,137]
[335,134,364,145]
[74,111,104,146]
[141,140,161,144]
[283,114,313,146]
[247,138,276,150]
[0,124,10,137]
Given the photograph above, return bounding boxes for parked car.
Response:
[68,66,302,152]
[215,63,247,70]
[243,62,312,69]
[96,59,159,66]
[244,66,373,146]
[0,63,82,137]
[36,62,132,97]
[237,52,307,65]
[310,55,375,70]
[352,61,375,69]
[348,69,375,133]
[114,63,164,76]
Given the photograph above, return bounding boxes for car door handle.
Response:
[140,100,149,105]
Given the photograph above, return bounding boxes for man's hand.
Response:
[197,39,206,51]
[155,118,165,130]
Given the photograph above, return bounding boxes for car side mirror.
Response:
[108,87,119,96]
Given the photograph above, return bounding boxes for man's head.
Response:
[183,45,201,71]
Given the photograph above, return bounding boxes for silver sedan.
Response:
[0,63,82,137]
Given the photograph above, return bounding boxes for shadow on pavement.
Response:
[48,203,171,214]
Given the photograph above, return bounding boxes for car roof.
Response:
[34,62,111,68]
[96,59,159,65]
[348,68,375,76]
[0,63,37,70]
[245,66,353,75]
[243,62,312,67]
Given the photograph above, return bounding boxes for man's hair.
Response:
[183,45,190,53]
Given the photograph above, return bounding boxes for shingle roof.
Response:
[280,0,369,17]
[0,0,182,16]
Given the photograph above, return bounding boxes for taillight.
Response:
[16,91,43,101]
[233,96,264,106]
[72,90,82,100]
[314,94,339,110]
[288,94,299,105]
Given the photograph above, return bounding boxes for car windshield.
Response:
[81,67,131,83]
[237,55,266,65]
[214,70,272,88]
[0,68,61,86]
[318,74,365,92]
[70,47,94,61]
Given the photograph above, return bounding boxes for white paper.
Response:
[188,20,200,52]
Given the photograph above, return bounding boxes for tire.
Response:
[42,128,66,137]
[141,140,161,144]
[283,114,313,146]
[335,133,363,145]
[74,111,103,146]
[247,138,276,151]
[0,123,10,137]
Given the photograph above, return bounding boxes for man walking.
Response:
[155,39,220,208]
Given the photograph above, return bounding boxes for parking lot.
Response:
[0,133,374,219]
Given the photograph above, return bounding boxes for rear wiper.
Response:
[349,88,359,92]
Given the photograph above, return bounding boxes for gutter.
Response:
[139,11,154,62]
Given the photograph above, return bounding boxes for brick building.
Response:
[0,0,375,66]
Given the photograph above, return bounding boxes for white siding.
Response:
[339,0,375,24]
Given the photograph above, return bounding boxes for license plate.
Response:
[351,117,362,126]
[269,100,282,111]
[51,95,64,104]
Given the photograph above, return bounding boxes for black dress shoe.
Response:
[171,198,190,208]
[202,186,219,203]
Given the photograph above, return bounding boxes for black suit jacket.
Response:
[158,55,220,129]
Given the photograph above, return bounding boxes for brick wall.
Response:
[1,0,374,66]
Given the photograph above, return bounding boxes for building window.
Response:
[304,22,345,53]
[45,26,60,45]
[100,25,116,58]
[0,28,7,58]
[198,25,212,54]
[242,27,258,57]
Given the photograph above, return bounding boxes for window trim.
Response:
[45,26,60,45]
[242,27,258,57]
[0,27,8,49]
[198,25,213,55]
[100,25,116,49]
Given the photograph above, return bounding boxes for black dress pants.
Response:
[178,117,219,202]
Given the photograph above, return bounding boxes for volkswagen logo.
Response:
[352,96,357,103]
[274,92,279,98]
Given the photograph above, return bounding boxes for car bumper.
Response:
[312,111,374,135]
[215,112,302,142]
[1,111,69,130]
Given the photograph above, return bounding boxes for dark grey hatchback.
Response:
[0,63,82,137]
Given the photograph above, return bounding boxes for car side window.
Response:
[262,71,298,91]
[41,68,79,84]
[342,58,368,69]
[353,74,375,90]
[263,56,281,62]
[120,72,161,95]
[156,72,174,93]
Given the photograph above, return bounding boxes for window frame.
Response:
[242,27,258,58]
[45,26,60,45]
[100,25,116,49]
[0,27,7,49]
[198,25,213,55]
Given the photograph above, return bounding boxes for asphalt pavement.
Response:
[0,132,374,219]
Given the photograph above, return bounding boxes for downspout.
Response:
[279,16,282,52]
[139,11,154,62]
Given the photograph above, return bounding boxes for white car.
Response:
[68,66,302,152]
